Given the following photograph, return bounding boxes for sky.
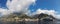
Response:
[29,0,59,13]
[0,0,60,17]
[0,0,60,12]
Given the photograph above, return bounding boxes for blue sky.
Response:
[0,0,7,7]
[29,0,60,14]
[0,0,60,14]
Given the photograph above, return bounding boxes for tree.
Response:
[19,14,31,19]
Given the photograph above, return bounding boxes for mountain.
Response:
[0,13,56,19]
[0,13,57,24]
[33,13,56,20]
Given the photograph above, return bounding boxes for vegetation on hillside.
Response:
[0,13,55,19]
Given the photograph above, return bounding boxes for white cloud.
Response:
[0,0,36,16]
[30,9,56,16]
[55,15,60,19]
[30,8,60,19]
[7,0,35,12]
[36,9,56,15]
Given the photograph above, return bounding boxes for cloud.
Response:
[29,9,56,16]
[0,0,36,16]
[6,0,36,12]
[55,15,60,19]
[30,8,60,19]
[35,9,56,15]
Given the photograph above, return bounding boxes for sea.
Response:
[0,20,60,24]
